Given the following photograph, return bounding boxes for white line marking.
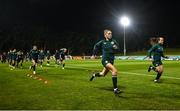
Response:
[66,66,180,80]
[121,71,180,80]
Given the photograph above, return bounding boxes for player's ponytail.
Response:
[150,37,158,45]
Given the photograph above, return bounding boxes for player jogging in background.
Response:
[10,49,17,70]
[16,50,24,68]
[46,50,51,66]
[54,49,60,65]
[38,49,45,67]
[29,45,39,75]
[8,50,13,66]
[90,29,121,94]
[60,48,67,69]
[1,52,7,63]
[147,37,168,83]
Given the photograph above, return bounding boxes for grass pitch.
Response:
[0,60,180,110]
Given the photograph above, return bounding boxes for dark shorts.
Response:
[32,58,38,63]
[102,59,114,67]
[152,61,162,67]
[47,57,50,60]
[12,57,17,61]
[17,58,23,63]
[61,56,65,60]
[55,57,60,60]
[39,58,44,60]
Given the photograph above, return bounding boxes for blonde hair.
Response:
[104,29,111,34]
[150,37,158,45]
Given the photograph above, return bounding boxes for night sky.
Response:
[0,0,180,53]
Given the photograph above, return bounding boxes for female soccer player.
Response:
[11,49,17,69]
[16,50,24,68]
[1,52,7,63]
[90,29,121,94]
[29,45,39,75]
[46,50,51,66]
[38,49,45,67]
[54,49,60,65]
[60,48,67,69]
[148,37,168,83]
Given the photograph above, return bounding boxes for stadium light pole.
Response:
[120,16,130,56]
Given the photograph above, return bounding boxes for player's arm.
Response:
[161,52,169,59]
[59,53,62,60]
[92,40,103,56]
[113,39,119,50]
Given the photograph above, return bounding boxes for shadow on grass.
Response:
[94,85,127,98]
[149,79,180,86]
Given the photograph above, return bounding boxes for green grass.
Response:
[0,60,180,110]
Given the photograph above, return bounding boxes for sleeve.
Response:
[147,45,157,58]
[59,52,62,58]
[113,39,119,50]
[29,50,32,57]
[92,40,103,56]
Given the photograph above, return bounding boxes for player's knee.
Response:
[159,70,163,74]
[115,68,118,73]
[112,69,118,75]
[157,69,162,74]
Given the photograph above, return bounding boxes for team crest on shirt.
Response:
[111,41,114,44]
[104,42,107,44]
[158,47,163,51]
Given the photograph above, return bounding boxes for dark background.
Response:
[0,0,180,55]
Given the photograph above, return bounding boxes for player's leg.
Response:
[40,59,43,67]
[20,59,23,68]
[47,57,50,65]
[11,59,16,69]
[90,67,109,81]
[105,63,121,94]
[16,59,20,68]
[57,59,60,65]
[62,60,65,69]
[148,61,158,72]
[154,65,163,82]
[31,59,36,74]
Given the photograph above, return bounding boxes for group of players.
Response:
[0,46,67,74]
[0,49,24,69]
[0,29,168,95]
[90,29,168,94]
[29,46,67,75]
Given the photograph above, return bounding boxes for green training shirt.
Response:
[148,43,165,61]
[93,38,119,60]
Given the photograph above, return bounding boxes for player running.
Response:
[60,48,67,69]
[16,50,24,68]
[8,50,13,66]
[46,50,51,66]
[147,37,168,83]
[90,29,121,94]
[1,52,7,63]
[29,45,39,75]
[10,49,17,70]
[54,49,60,65]
[38,49,45,67]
